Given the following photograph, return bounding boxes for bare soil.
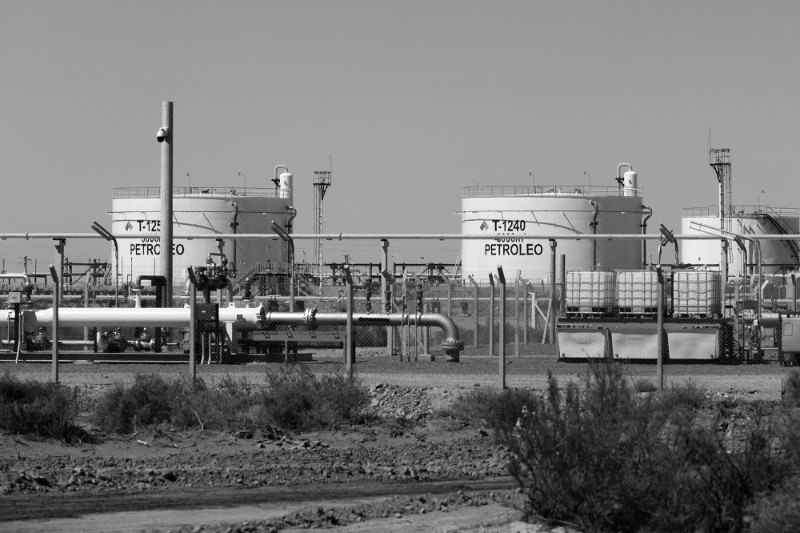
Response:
[0,356,793,532]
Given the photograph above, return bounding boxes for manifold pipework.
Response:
[259,308,464,357]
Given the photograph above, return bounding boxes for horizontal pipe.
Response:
[4,232,795,241]
[0,306,263,328]
[261,311,463,354]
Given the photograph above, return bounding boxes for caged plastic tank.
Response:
[616,270,660,314]
[565,271,616,314]
[672,271,721,317]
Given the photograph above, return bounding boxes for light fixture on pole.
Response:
[238,172,247,192]
[91,221,119,308]
[758,190,765,210]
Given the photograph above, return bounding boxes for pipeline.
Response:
[260,309,464,358]
[0,306,464,358]
[2,306,263,329]
[642,205,653,267]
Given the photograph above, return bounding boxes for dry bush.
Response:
[497,361,789,533]
[92,369,369,435]
[255,366,369,431]
[93,374,179,434]
[781,370,800,407]
[0,371,84,441]
[437,387,536,430]
[632,377,657,393]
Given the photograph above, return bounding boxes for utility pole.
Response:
[158,101,174,306]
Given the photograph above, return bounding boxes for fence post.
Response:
[498,266,506,389]
[447,278,452,318]
[424,302,430,357]
[560,254,566,313]
[657,266,665,391]
[381,239,392,355]
[489,274,495,356]
[344,265,355,378]
[549,239,557,344]
[49,264,59,383]
[469,276,478,348]
[523,282,528,345]
[515,271,520,356]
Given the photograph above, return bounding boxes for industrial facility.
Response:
[1,104,799,366]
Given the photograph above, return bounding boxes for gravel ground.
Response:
[0,355,794,532]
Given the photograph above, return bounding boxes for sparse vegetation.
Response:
[0,371,84,441]
[92,367,370,435]
[470,362,797,533]
[633,377,657,393]
[438,387,536,430]
[781,369,800,407]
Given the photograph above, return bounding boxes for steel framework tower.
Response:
[709,148,732,304]
[313,170,332,288]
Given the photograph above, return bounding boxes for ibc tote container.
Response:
[566,271,616,314]
[673,271,721,317]
[617,270,659,314]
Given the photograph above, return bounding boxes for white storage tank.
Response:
[461,180,646,282]
[110,181,294,286]
[681,206,800,275]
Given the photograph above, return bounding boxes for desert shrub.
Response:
[633,377,657,393]
[255,366,368,431]
[171,375,259,431]
[93,374,179,434]
[781,370,800,407]
[659,379,707,412]
[438,387,536,429]
[747,477,800,533]
[500,361,787,533]
[0,372,83,440]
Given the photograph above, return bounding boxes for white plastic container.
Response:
[616,270,659,314]
[672,271,721,317]
[565,271,616,313]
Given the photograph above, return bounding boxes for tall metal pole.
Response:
[498,266,506,389]
[54,239,65,300]
[549,239,557,344]
[159,101,174,307]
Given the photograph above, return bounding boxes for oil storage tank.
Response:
[110,169,295,286]
[681,206,800,275]
[460,164,648,281]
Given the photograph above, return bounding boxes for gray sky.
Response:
[1,1,798,271]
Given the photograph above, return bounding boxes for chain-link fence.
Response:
[1,257,798,390]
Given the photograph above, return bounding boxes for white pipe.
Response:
[1,306,264,329]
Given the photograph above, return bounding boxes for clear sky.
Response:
[1,1,798,272]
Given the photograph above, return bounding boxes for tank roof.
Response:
[462,185,641,198]
[113,187,287,199]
